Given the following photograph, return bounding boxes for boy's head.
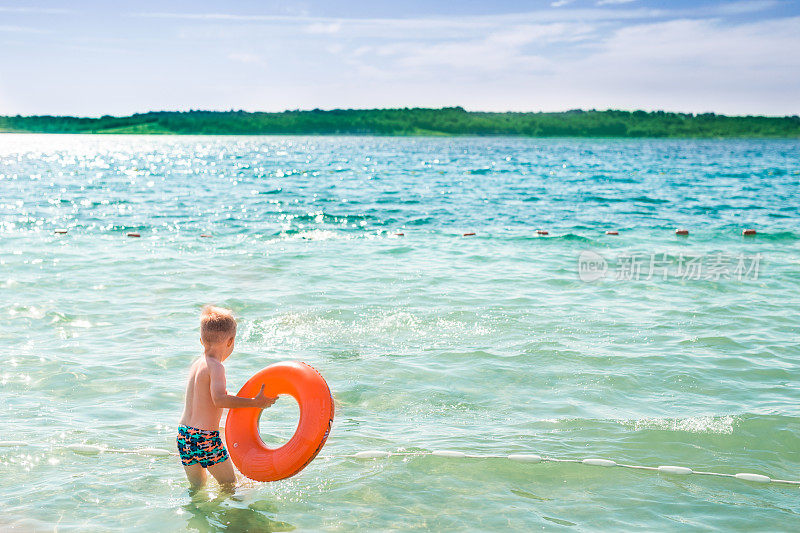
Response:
[200,305,237,354]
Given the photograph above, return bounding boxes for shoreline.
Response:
[2,108,799,138]
[2,131,799,140]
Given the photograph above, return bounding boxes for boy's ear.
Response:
[227,336,234,347]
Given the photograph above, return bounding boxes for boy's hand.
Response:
[253,384,278,409]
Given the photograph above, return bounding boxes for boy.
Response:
[177,305,276,488]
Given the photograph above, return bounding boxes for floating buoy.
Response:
[582,458,617,467]
[136,448,172,457]
[67,444,104,455]
[394,233,404,237]
[742,229,756,236]
[536,230,549,236]
[508,454,542,463]
[353,450,391,459]
[200,234,212,238]
[735,473,771,483]
[675,229,689,236]
[432,450,467,458]
[12,440,800,488]
[127,232,141,238]
[658,465,693,475]
[54,229,68,234]
[226,361,334,482]
[605,231,619,236]
[462,232,476,237]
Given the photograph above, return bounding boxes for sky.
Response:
[0,0,798,116]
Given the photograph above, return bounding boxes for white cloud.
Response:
[0,6,70,14]
[487,23,597,47]
[133,7,664,30]
[228,52,262,65]
[588,17,799,71]
[326,14,800,114]
[714,0,779,15]
[362,22,596,74]
[3,4,798,115]
[380,40,548,72]
[304,22,342,34]
[325,43,344,54]
[544,16,800,113]
[597,0,636,5]
[0,25,49,34]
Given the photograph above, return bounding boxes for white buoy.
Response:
[0,441,27,447]
[432,450,467,458]
[67,444,103,455]
[136,448,172,457]
[582,458,617,467]
[32,440,799,489]
[734,473,771,483]
[353,450,391,459]
[658,465,693,475]
[508,454,542,463]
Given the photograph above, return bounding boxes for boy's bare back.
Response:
[179,357,225,431]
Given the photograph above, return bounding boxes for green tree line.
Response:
[1,107,798,137]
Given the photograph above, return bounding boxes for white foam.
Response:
[630,415,735,434]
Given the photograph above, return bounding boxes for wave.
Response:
[626,414,736,434]
[555,233,596,244]
[752,230,800,241]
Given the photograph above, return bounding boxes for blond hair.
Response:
[200,305,237,345]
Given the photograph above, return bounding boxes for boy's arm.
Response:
[208,361,275,409]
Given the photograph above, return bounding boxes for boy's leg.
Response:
[183,463,207,488]
[207,457,236,488]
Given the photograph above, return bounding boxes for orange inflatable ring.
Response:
[225,361,334,482]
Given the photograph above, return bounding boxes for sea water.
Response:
[1,135,799,531]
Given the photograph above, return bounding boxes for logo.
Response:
[578,250,607,282]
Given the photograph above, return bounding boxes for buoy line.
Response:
[50,227,760,238]
[2,442,797,487]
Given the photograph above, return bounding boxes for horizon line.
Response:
[4,107,799,120]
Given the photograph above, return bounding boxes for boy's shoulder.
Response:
[191,356,218,376]
[202,356,226,375]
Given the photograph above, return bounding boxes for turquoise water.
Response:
[1,134,799,531]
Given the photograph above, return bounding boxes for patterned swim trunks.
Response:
[176,424,229,468]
